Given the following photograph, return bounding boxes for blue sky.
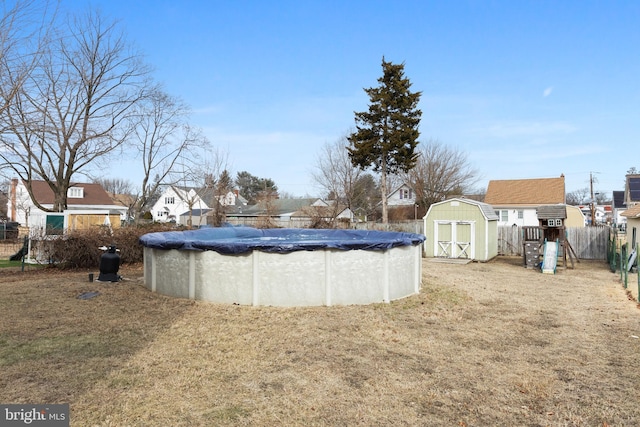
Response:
[75,0,639,198]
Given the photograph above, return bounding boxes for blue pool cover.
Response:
[139,226,426,255]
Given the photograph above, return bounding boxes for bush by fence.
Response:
[31,224,177,268]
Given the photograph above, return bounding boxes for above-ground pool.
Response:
[139,227,426,307]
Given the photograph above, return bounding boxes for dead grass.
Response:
[1,257,640,426]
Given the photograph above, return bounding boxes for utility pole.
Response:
[590,172,596,226]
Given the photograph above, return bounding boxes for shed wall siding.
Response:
[423,200,497,261]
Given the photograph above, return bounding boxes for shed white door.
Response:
[434,221,475,259]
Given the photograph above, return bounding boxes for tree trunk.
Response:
[53,189,66,212]
[381,164,388,226]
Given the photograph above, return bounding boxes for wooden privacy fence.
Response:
[498,226,610,260]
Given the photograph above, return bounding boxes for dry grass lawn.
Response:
[2,257,640,426]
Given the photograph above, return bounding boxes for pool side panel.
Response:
[388,245,419,301]
[153,249,190,299]
[144,244,423,307]
[258,250,326,306]
[195,251,254,305]
[329,249,386,305]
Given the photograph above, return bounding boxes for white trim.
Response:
[434,220,476,259]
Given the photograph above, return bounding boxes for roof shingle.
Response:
[484,176,565,206]
[28,180,114,206]
[621,204,640,219]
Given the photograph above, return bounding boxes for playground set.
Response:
[522,205,579,274]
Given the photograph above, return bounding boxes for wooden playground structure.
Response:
[523,205,579,272]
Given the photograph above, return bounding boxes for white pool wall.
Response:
[143,243,423,307]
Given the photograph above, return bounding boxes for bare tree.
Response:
[566,187,590,205]
[0,1,53,118]
[93,177,134,195]
[311,135,363,210]
[351,173,380,220]
[198,147,232,226]
[405,140,478,210]
[130,88,206,220]
[167,147,214,227]
[0,8,150,213]
[93,176,136,223]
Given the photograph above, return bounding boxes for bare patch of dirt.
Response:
[1,258,640,426]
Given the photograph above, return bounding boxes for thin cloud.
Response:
[543,87,553,97]
[475,120,578,139]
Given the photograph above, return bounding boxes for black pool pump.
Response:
[98,245,121,282]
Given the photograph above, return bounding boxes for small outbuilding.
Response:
[423,198,499,261]
[565,205,586,227]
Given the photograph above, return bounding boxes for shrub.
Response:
[47,224,176,269]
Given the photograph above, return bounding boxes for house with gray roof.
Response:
[225,198,351,227]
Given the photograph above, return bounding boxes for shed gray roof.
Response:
[536,204,567,219]
[472,200,500,220]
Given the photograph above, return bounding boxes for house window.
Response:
[165,196,175,204]
[517,210,524,219]
[67,187,84,198]
[500,210,508,222]
[399,188,412,200]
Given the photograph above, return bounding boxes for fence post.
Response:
[619,244,624,282]
[622,244,628,289]
[608,230,615,272]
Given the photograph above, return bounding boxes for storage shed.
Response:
[423,198,499,261]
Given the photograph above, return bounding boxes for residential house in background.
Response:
[612,190,627,228]
[151,185,209,223]
[176,191,249,227]
[625,174,640,207]
[153,186,248,225]
[386,183,416,207]
[108,192,136,223]
[578,204,609,225]
[565,205,586,227]
[7,179,126,231]
[612,174,640,239]
[484,175,566,226]
[621,205,640,250]
[291,200,354,226]
[225,198,349,227]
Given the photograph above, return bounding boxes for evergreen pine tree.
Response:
[347,58,422,224]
